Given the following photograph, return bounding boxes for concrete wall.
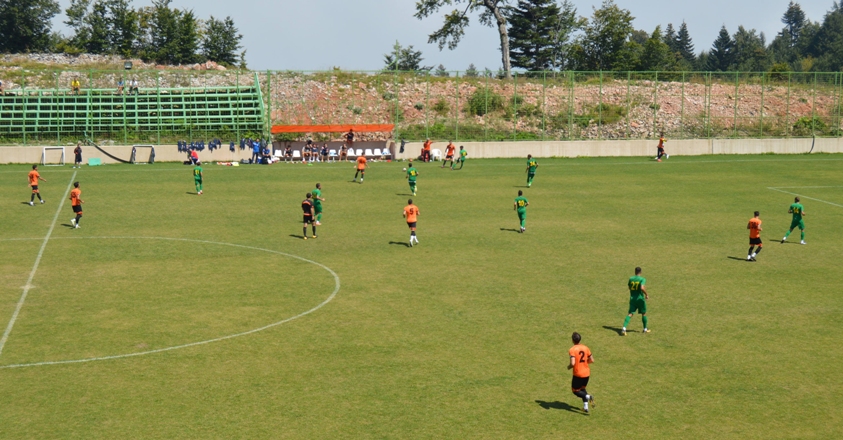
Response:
[394,138,843,160]
[0,141,394,165]
[2,138,839,164]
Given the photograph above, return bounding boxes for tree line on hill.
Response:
[398,0,843,76]
[0,0,244,67]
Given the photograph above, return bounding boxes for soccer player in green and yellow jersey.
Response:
[452,146,467,170]
[782,197,806,245]
[514,190,529,233]
[406,161,419,196]
[312,183,325,225]
[193,162,203,195]
[622,267,649,336]
[526,155,538,187]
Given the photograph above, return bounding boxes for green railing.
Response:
[264,70,843,142]
[1,69,841,145]
[0,70,265,145]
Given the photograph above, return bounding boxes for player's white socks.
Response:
[782,236,787,241]
[583,402,589,411]
[751,253,757,258]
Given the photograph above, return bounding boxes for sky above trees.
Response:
[45,0,838,71]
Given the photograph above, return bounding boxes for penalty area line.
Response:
[0,171,77,358]
[767,187,843,208]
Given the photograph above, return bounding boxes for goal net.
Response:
[41,147,65,166]
[130,145,156,164]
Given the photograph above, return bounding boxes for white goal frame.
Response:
[41,147,65,166]
[130,145,155,164]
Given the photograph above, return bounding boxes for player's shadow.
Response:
[289,234,305,240]
[388,241,410,248]
[499,228,520,233]
[513,185,529,188]
[602,325,630,336]
[534,400,585,415]
[395,193,414,197]
[60,223,75,229]
[185,192,198,195]
[726,256,749,261]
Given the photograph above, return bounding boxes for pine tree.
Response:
[732,26,769,71]
[809,1,843,72]
[105,0,138,57]
[506,0,562,71]
[675,21,696,63]
[638,25,675,71]
[464,63,479,77]
[435,64,449,77]
[84,0,109,54]
[663,23,678,53]
[383,41,430,72]
[782,1,807,46]
[202,16,243,66]
[148,0,181,64]
[577,0,635,71]
[0,0,61,53]
[174,9,201,64]
[708,25,734,71]
[550,0,582,70]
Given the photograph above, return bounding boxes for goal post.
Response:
[130,145,156,164]
[41,147,65,166]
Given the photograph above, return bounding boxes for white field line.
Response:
[0,236,340,369]
[0,156,842,174]
[767,187,843,208]
[0,171,77,358]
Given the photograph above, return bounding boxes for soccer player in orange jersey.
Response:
[655,133,668,161]
[567,332,595,413]
[422,138,432,162]
[27,164,46,206]
[442,141,456,168]
[747,211,763,261]
[354,155,368,183]
[403,199,420,246]
[69,182,84,228]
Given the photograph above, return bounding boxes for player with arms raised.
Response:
[567,332,595,414]
[781,197,806,245]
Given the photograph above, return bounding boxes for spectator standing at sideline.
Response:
[251,140,261,163]
[73,142,83,168]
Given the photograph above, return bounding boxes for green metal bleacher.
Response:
[0,73,265,143]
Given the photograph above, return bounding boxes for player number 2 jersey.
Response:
[568,344,592,378]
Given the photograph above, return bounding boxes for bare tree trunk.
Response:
[484,0,511,79]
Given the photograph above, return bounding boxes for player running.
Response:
[526,154,538,187]
[452,146,467,170]
[354,155,368,183]
[403,199,420,246]
[514,190,529,233]
[28,164,46,206]
[442,141,456,168]
[312,183,325,225]
[69,182,84,228]
[193,161,203,195]
[622,267,649,335]
[747,211,763,261]
[301,193,317,240]
[781,197,806,245]
[567,332,595,414]
[406,160,419,196]
[655,133,668,161]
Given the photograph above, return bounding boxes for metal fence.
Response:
[263,70,843,142]
[1,69,841,145]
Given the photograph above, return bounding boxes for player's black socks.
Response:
[37,193,42,201]
[75,215,81,225]
[303,227,307,237]
[411,231,416,237]
[312,226,317,235]
[574,389,589,402]
[31,194,35,201]
[754,246,762,255]
[748,246,755,256]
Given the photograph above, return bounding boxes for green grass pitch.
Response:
[0,155,842,438]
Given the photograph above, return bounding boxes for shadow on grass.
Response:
[186,192,198,195]
[389,241,410,248]
[726,256,749,261]
[61,223,75,229]
[21,201,35,206]
[500,228,520,233]
[534,400,585,415]
[289,234,306,240]
[602,325,630,336]
[395,193,414,197]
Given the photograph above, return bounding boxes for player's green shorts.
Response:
[528,172,535,177]
[628,297,647,314]
[790,219,805,230]
[517,210,526,220]
[314,203,323,214]
[409,180,417,187]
